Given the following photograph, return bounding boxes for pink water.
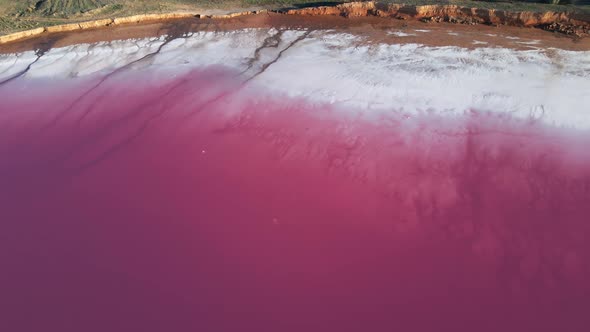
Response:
[1,68,589,331]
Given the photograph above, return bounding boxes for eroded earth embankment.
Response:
[282,2,590,36]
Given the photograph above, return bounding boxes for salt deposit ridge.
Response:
[1,24,590,332]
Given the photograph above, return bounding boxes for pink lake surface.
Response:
[1,66,590,331]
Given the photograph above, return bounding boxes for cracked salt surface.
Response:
[1,28,589,128]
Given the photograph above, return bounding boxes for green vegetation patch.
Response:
[19,0,108,17]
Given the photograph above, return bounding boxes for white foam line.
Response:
[388,31,417,37]
[516,40,541,45]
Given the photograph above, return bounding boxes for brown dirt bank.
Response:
[289,2,590,35]
[1,2,589,54]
